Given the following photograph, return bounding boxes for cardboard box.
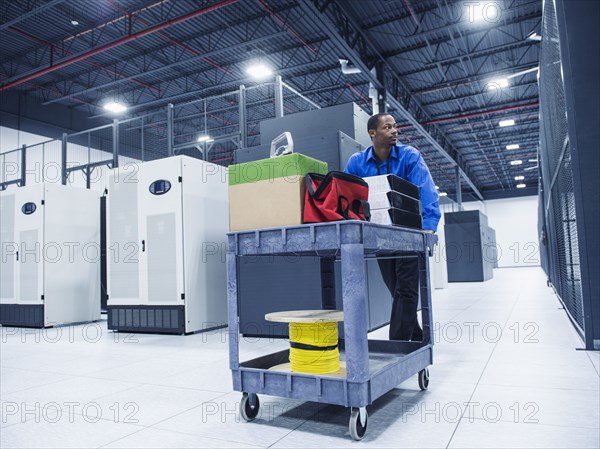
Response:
[229,176,306,231]
[229,153,327,186]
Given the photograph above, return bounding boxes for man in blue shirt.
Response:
[345,113,441,341]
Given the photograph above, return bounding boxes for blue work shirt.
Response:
[344,144,441,232]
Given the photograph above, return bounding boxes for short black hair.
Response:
[367,113,392,133]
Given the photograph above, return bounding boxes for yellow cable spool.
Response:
[264,310,344,375]
[289,322,339,374]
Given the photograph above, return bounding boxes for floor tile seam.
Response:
[0,408,149,432]
[444,286,524,449]
[76,359,193,376]
[476,381,600,392]
[0,387,152,426]
[63,382,149,404]
[146,390,231,428]
[443,297,520,326]
[544,282,588,349]
[0,374,80,395]
[74,373,231,394]
[265,407,326,449]
[144,423,265,448]
[1,373,143,395]
[586,352,600,377]
[461,415,600,430]
[0,358,154,378]
[96,425,151,448]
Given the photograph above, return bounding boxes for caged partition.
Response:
[538,0,599,349]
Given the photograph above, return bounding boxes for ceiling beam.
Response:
[0,0,65,31]
[41,31,293,105]
[0,0,240,92]
[297,0,483,200]
[381,10,542,60]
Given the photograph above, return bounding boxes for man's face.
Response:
[369,115,397,148]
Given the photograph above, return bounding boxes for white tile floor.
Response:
[1,266,598,448]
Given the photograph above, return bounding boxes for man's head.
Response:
[367,113,397,148]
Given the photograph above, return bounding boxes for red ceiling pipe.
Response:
[7,26,158,92]
[256,0,317,55]
[397,102,539,129]
[106,0,231,76]
[0,0,239,92]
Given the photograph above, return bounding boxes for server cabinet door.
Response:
[138,158,184,305]
[107,164,143,304]
[13,186,44,305]
[0,192,17,304]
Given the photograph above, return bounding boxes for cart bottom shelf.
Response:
[233,340,432,408]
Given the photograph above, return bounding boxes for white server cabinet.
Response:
[106,155,228,334]
[0,184,101,327]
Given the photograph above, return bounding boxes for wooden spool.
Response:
[264,309,344,323]
[265,310,345,377]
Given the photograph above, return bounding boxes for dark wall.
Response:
[0,91,111,141]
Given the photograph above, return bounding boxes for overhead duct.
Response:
[369,68,379,114]
[339,59,361,75]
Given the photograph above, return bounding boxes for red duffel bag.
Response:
[303,171,371,223]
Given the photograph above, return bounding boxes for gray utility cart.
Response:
[227,221,437,440]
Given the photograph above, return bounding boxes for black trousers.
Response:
[378,256,422,341]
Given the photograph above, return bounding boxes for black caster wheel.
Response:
[240,393,260,421]
[349,407,368,440]
[418,368,430,391]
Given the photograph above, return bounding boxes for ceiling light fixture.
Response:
[499,119,515,127]
[197,135,213,143]
[439,192,448,197]
[103,101,127,113]
[197,100,214,144]
[71,19,79,26]
[510,160,523,166]
[527,31,542,42]
[515,175,525,181]
[246,63,273,80]
[506,144,520,150]
[491,78,509,88]
[516,183,526,188]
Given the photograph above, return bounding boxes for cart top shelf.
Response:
[227,221,435,257]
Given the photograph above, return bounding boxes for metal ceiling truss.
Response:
[0,0,241,91]
[297,0,483,199]
[37,4,304,104]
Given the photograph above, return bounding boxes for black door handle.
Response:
[142,240,145,252]
[16,251,19,261]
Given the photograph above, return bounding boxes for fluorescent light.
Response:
[506,144,520,150]
[71,20,79,26]
[435,185,439,190]
[103,101,127,113]
[510,160,523,166]
[527,32,541,42]
[528,159,538,163]
[499,119,515,127]
[515,175,525,181]
[439,192,448,197]
[246,63,273,80]
[516,183,526,188]
[491,78,509,88]
[197,135,213,143]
